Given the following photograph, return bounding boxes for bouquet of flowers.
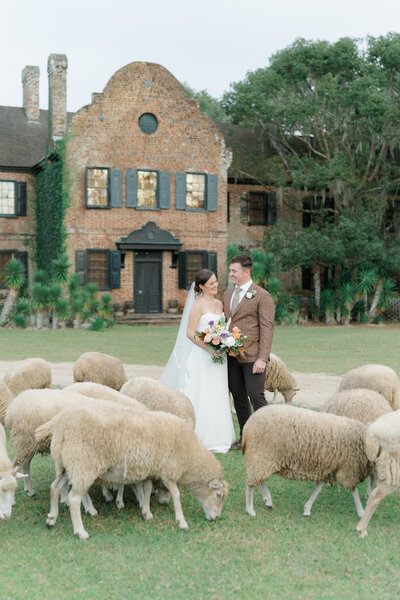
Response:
[195,316,247,364]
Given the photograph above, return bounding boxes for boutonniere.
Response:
[246,290,257,299]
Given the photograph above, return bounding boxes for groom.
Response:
[222,254,275,449]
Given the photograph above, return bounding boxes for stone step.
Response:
[116,313,181,326]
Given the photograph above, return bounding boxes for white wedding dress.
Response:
[161,308,235,453]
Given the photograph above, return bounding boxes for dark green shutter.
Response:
[15,251,28,279]
[75,250,87,285]
[109,250,121,288]
[178,252,187,288]
[206,252,218,278]
[16,182,27,216]
[175,173,186,210]
[158,171,170,209]
[126,170,138,208]
[206,174,218,211]
[267,194,277,225]
[110,169,122,207]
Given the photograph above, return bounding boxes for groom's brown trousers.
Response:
[228,356,267,436]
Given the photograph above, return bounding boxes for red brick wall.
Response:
[64,62,231,309]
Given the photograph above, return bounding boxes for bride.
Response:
[161,269,235,453]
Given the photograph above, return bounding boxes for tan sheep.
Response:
[0,382,13,425]
[64,382,147,412]
[323,389,392,424]
[339,364,399,410]
[264,353,298,403]
[242,404,371,518]
[35,403,229,539]
[73,352,127,391]
[0,422,25,519]
[120,377,196,429]
[356,410,400,538]
[3,357,51,398]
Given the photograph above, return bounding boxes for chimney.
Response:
[47,53,68,140]
[22,66,40,121]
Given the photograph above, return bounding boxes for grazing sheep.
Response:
[264,353,298,403]
[3,358,51,398]
[0,382,13,425]
[4,388,145,497]
[120,377,196,429]
[0,422,25,519]
[339,364,399,410]
[35,404,229,539]
[73,352,127,391]
[242,404,371,518]
[323,389,392,424]
[64,382,148,412]
[356,410,400,538]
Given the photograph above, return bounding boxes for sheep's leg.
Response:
[273,390,277,403]
[356,483,392,538]
[132,483,144,507]
[351,488,364,518]
[101,485,114,503]
[139,480,154,521]
[163,480,187,529]
[366,474,376,500]
[246,484,256,517]
[46,472,69,528]
[68,489,89,540]
[259,482,273,509]
[81,492,98,516]
[19,457,34,496]
[114,485,125,509]
[303,482,325,517]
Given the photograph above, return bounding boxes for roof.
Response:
[0,107,74,169]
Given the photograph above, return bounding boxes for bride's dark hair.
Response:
[194,269,215,295]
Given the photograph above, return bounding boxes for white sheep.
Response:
[0,422,25,519]
[35,403,229,539]
[4,387,145,498]
[73,352,127,391]
[3,357,52,398]
[242,404,371,518]
[356,410,400,538]
[0,382,13,425]
[339,364,399,410]
[323,389,392,425]
[264,353,298,403]
[120,377,196,429]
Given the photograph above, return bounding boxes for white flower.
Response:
[246,290,257,299]
[204,333,212,343]
[224,336,236,347]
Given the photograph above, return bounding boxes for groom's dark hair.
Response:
[229,254,253,272]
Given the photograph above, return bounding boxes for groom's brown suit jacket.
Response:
[222,282,275,364]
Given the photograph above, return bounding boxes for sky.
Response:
[2,0,400,113]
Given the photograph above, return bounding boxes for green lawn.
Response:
[1,324,400,599]
[1,323,400,375]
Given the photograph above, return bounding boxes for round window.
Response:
[139,113,158,134]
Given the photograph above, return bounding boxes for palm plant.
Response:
[30,281,51,328]
[0,259,26,325]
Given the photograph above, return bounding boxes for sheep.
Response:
[339,364,399,410]
[323,389,392,425]
[64,382,147,412]
[0,382,13,425]
[4,387,146,498]
[120,377,196,429]
[35,403,229,539]
[356,410,400,538]
[264,353,298,403]
[3,357,51,398]
[0,422,25,519]
[242,404,372,519]
[73,351,127,391]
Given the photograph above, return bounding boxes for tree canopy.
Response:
[183,83,229,122]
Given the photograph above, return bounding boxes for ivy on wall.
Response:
[33,140,70,275]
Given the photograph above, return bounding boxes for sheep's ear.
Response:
[209,479,223,489]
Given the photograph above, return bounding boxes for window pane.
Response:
[0,252,13,287]
[186,252,205,287]
[248,192,266,224]
[0,181,15,215]
[137,171,157,207]
[87,251,108,287]
[87,169,109,206]
[186,174,205,209]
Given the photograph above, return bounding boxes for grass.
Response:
[1,323,400,598]
[1,323,400,375]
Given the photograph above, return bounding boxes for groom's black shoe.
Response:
[230,439,242,451]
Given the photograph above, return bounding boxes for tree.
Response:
[183,83,229,122]
[0,259,26,325]
[222,34,400,211]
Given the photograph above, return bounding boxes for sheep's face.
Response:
[0,472,17,520]
[194,479,229,521]
[284,389,298,404]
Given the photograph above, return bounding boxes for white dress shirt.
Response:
[230,279,253,311]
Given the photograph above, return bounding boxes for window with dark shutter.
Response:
[0,181,17,216]
[16,183,27,216]
[86,168,110,208]
[179,251,217,289]
[110,170,122,208]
